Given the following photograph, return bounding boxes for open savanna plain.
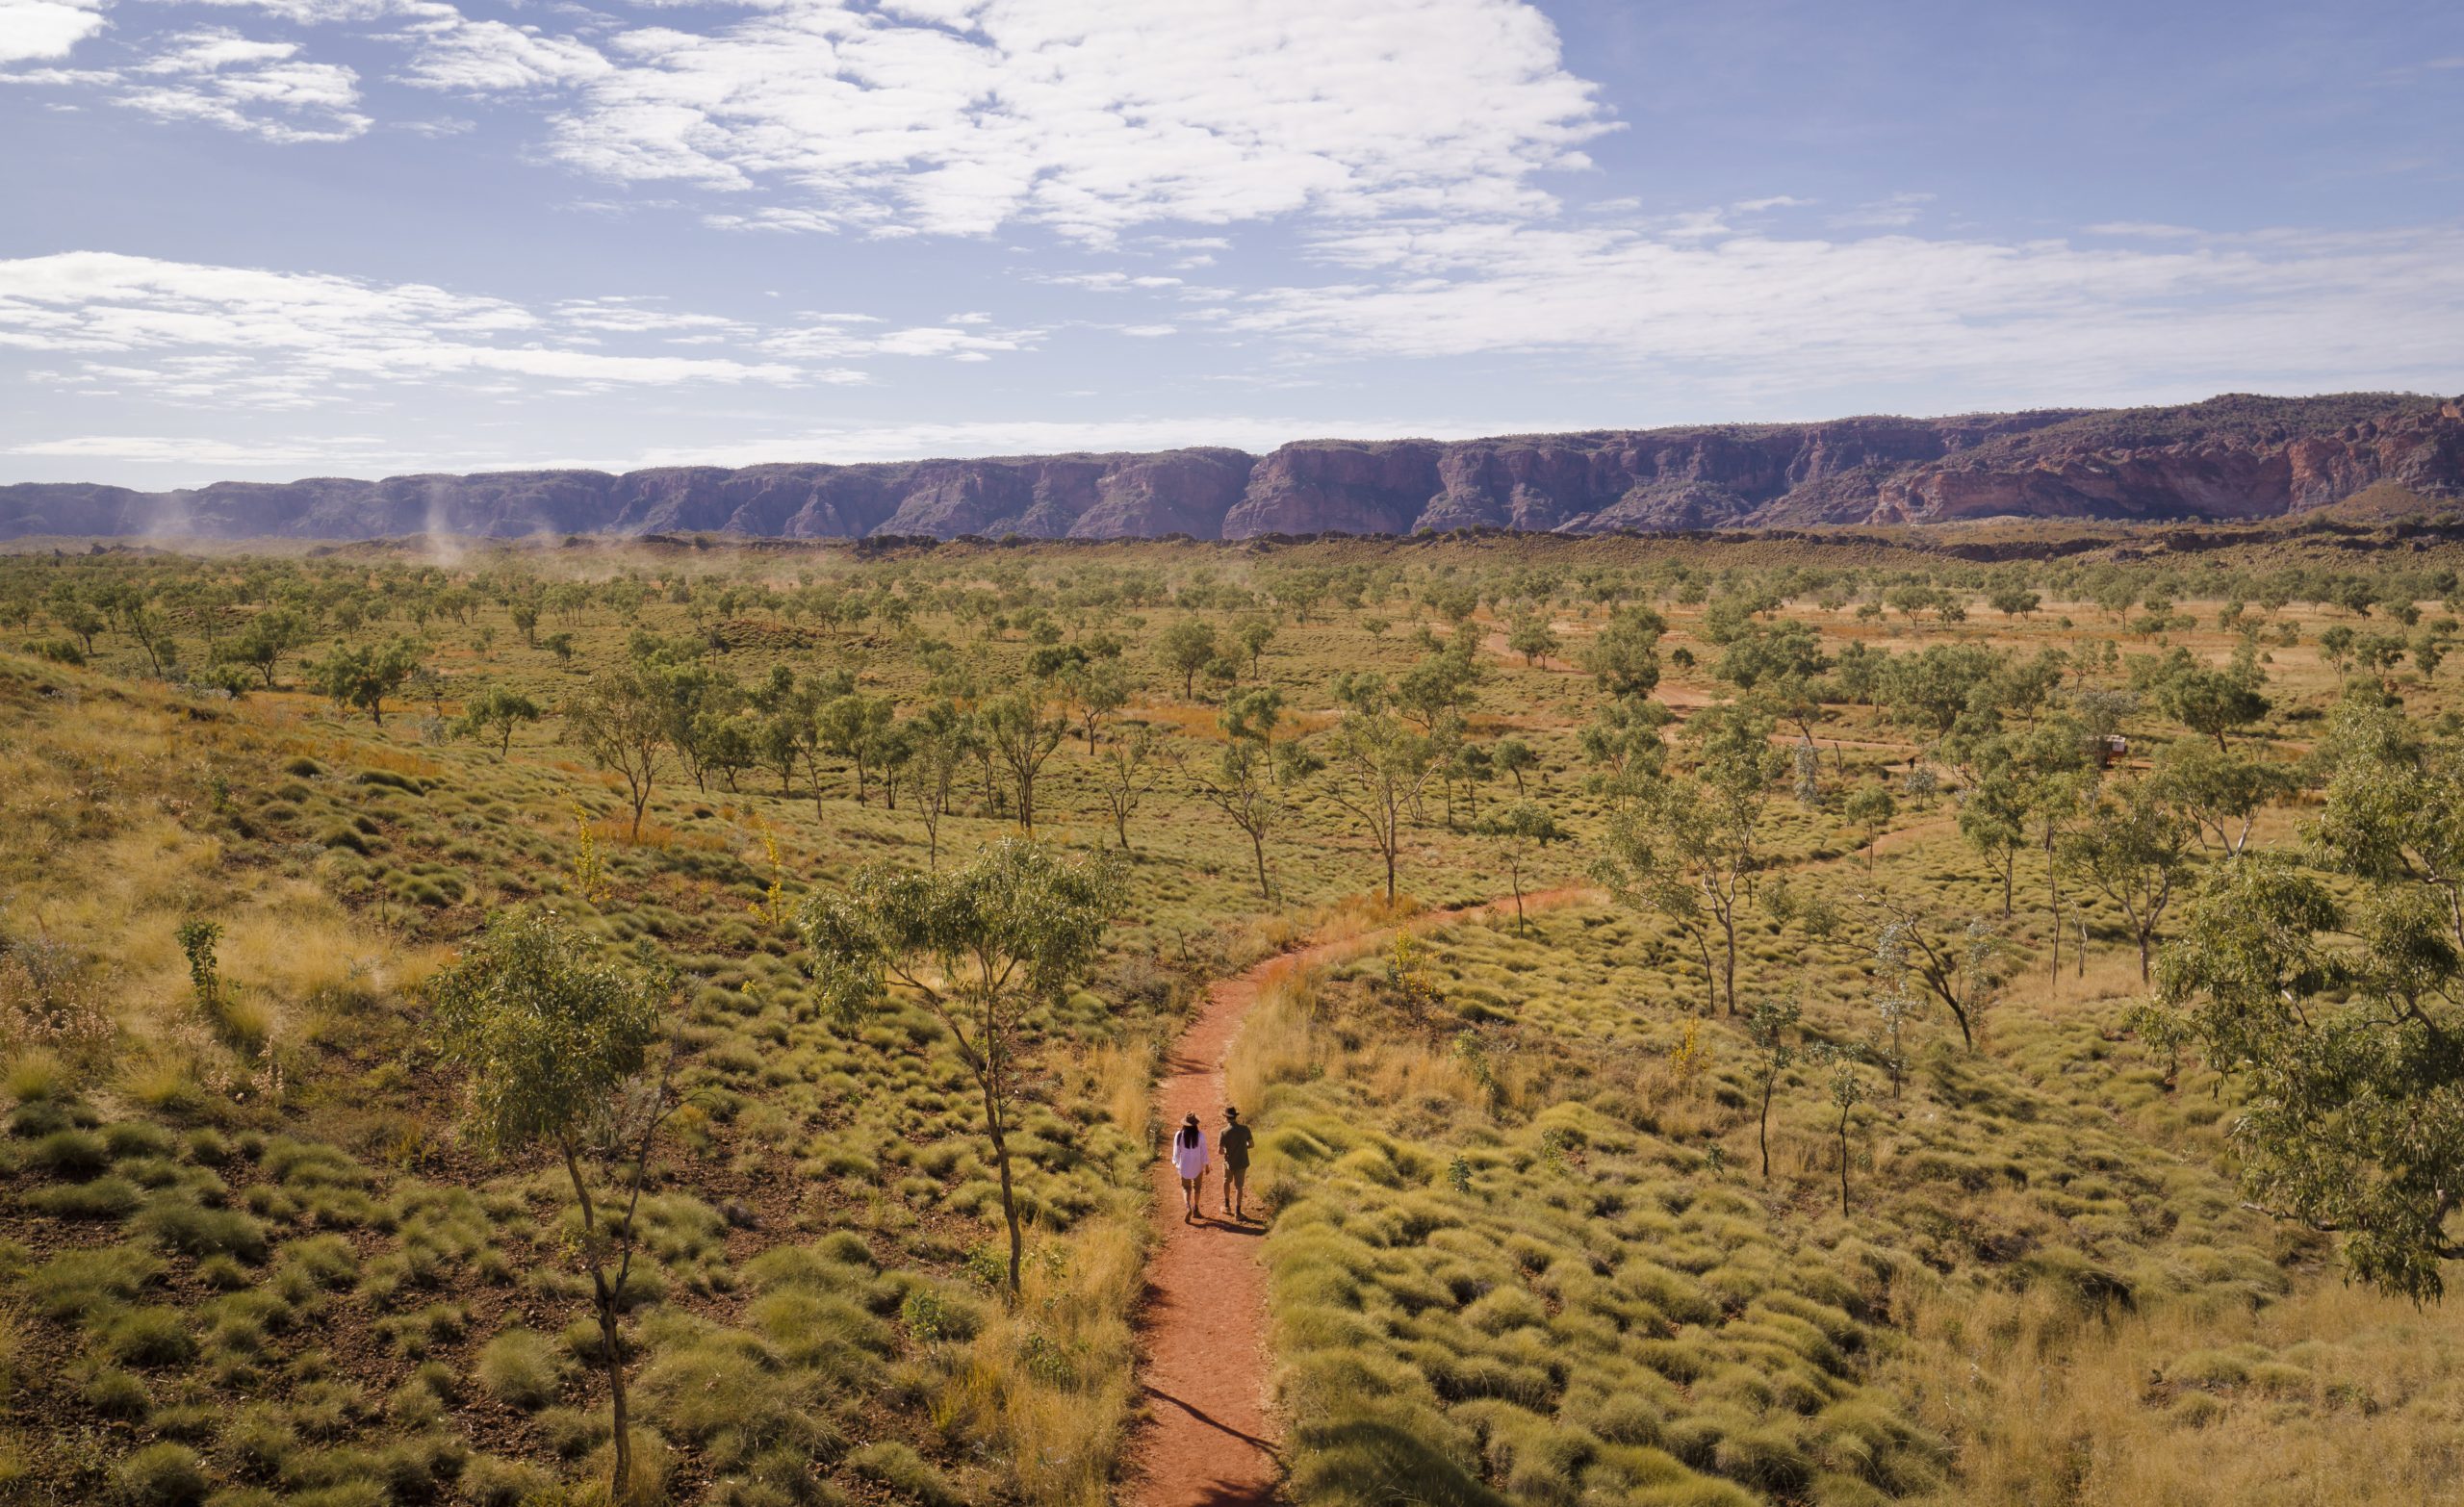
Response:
[4,517,2464,1507]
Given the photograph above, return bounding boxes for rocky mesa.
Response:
[4,393,2458,543]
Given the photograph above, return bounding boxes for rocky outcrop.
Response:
[4,394,2458,542]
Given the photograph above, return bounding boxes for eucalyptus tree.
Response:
[428,913,675,1502]
[1597,704,1783,1015]
[1093,723,1168,852]
[2062,773,2196,981]
[1744,996,1801,1180]
[2154,852,2464,1301]
[1477,799,1565,935]
[800,840,1121,1294]
[565,668,667,839]
[1322,674,1438,906]
[982,684,1067,834]
[455,684,541,756]
[1192,688,1301,900]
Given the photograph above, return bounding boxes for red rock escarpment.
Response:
[3,394,2456,542]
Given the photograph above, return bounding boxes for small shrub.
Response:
[458,1454,555,1507]
[219,1405,298,1479]
[101,1305,196,1367]
[476,1327,564,1411]
[84,1367,154,1419]
[135,1200,270,1264]
[105,1122,175,1160]
[844,1441,962,1507]
[281,1234,359,1289]
[112,1443,208,1507]
[28,1127,110,1179]
[24,1174,141,1218]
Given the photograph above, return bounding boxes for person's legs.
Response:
[1228,1166,1246,1219]
[1179,1175,1194,1221]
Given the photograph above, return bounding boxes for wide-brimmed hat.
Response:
[1182,1112,1199,1126]
[1224,1107,1241,1120]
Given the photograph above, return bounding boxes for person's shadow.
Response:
[1193,1214,1267,1238]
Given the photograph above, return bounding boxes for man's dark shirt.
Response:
[1220,1122,1254,1170]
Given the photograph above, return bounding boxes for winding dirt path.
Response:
[1124,888,1594,1507]
[1122,805,1964,1502]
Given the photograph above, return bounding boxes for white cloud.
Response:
[445,0,1614,242]
[0,0,105,64]
[1033,270,1184,291]
[630,414,1508,467]
[2084,221,2202,239]
[1827,191,1934,229]
[394,13,609,93]
[4,433,406,467]
[758,313,1039,361]
[116,27,372,141]
[1217,220,2464,403]
[0,252,808,406]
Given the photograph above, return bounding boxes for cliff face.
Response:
[4,395,2457,543]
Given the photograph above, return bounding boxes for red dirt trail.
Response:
[1120,798,1962,1502]
[1124,887,1594,1507]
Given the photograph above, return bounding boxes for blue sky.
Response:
[2,0,2458,486]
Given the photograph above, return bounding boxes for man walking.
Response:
[1219,1106,1255,1222]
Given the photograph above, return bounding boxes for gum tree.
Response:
[799,839,1121,1294]
[2062,773,2195,981]
[1744,996,1800,1180]
[455,684,541,756]
[1599,703,1784,1014]
[2153,853,2464,1300]
[427,912,673,1503]
[565,669,666,839]
[1477,799,1565,935]
[1322,675,1437,906]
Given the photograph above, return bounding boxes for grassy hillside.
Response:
[0,533,2460,1505]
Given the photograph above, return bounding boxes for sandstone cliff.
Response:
[4,394,2457,543]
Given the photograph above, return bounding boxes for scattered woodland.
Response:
[4,524,2464,1507]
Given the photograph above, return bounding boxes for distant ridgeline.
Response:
[5,393,2460,543]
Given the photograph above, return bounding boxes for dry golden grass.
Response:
[934,1213,1148,1505]
[1897,1277,2464,1507]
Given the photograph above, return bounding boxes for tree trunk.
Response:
[1249,828,1272,902]
[1721,916,1738,1015]
[1758,1078,1775,1179]
[598,1285,631,1502]
[982,1074,1024,1295]
[1835,1115,1851,1215]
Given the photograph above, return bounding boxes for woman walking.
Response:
[1170,1111,1209,1223]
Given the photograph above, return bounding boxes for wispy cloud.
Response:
[1215,220,2464,403]
[117,27,372,141]
[629,414,1515,468]
[0,252,841,408]
[1827,191,1935,229]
